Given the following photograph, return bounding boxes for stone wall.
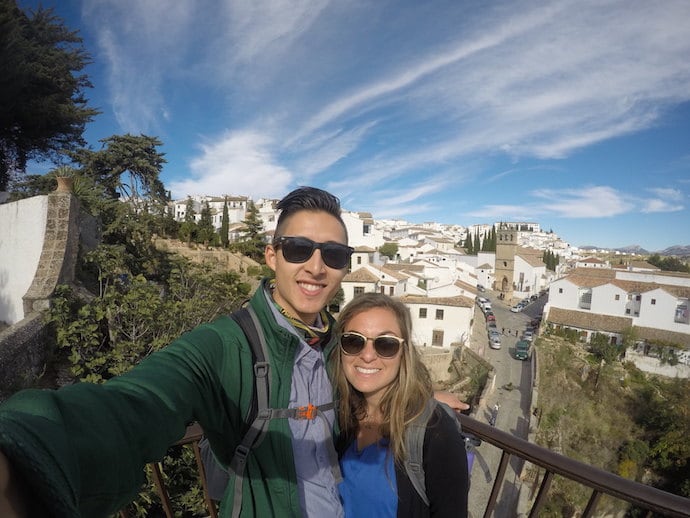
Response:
[0,312,53,400]
[418,347,455,382]
[0,191,80,397]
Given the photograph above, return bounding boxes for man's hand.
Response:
[433,391,470,412]
[0,450,27,518]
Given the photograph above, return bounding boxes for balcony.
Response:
[127,418,690,518]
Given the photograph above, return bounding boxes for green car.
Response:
[515,339,531,360]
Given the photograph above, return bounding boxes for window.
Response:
[419,308,427,318]
[357,256,362,264]
[432,330,444,346]
[558,288,563,294]
[353,287,364,296]
[651,299,656,305]
[636,295,641,301]
[389,287,394,296]
[615,294,620,301]
[435,309,444,320]
[380,286,385,294]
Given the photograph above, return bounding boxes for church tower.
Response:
[494,223,518,301]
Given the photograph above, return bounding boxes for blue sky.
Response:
[20,0,690,251]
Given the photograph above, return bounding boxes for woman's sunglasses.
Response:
[340,331,404,358]
[273,236,354,270]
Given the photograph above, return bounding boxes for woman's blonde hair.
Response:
[331,292,432,465]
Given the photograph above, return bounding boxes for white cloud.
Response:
[533,186,635,218]
[292,121,377,177]
[641,199,684,213]
[222,0,330,65]
[647,187,684,201]
[169,131,293,199]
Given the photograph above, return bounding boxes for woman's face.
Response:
[340,307,403,405]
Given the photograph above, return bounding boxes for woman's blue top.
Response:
[338,438,397,517]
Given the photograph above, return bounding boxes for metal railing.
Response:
[458,414,690,517]
[126,418,690,518]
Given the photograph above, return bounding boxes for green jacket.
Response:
[0,279,339,517]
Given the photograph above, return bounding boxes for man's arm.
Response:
[0,450,27,518]
[433,391,470,412]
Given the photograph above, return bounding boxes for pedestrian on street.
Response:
[490,403,500,427]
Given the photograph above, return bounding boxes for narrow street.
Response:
[467,291,541,518]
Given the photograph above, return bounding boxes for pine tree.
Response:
[196,201,215,245]
[178,197,197,244]
[464,232,473,254]
[233,201,265,262]
[220,198,229,248]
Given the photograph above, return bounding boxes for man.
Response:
[0,186,465,517]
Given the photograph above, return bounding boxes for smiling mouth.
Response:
[298,281,325,293]
[356,367,380,374]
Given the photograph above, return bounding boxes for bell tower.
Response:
[494,223,518,301]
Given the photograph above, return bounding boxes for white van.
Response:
[482,301,492,313]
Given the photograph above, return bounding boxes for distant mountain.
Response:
[577,244,690,257]
[659,245,690,257]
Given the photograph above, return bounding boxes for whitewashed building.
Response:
[545,267,690,348]
[399,294,475,349]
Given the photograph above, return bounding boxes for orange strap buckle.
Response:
[295,403,318,420]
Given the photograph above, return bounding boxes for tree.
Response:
[464,232,474,254]
[647,254,690,274]
[473,232,481,255]
[220,198,230,248]
[0,1,98,190]
[379,242,398,260]
[196,201,215,246]
[589,333,624,364]
[73,134,167,206]
[232,201,265,262]
[178,197,197,245]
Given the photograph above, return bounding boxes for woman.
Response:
[332,293,469,518]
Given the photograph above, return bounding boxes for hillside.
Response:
[532,335,689,515]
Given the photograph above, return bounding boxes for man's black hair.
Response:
[274,186,348,241]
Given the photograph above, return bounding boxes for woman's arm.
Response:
[425,409,469,518]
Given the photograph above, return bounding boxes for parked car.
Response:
[477,284,485,292]
[530,317,542,328]
[490,334,502,349]
[486,320,497,331]
[486,313,496,322]
[530,294,538,301]
[515,339,531,360]
[510,304,522,313]
[523,330,534,342]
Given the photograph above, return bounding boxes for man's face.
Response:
[265,210,348,325]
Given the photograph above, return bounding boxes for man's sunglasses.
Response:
[339,331,404,358]
[273,236,354,270]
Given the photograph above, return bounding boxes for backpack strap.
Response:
[227,306,270,518]
[226,306,341,518]
[403,398,438,507]
[403,399,464,507]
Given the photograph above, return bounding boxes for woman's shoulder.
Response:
[426,401,463,440]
